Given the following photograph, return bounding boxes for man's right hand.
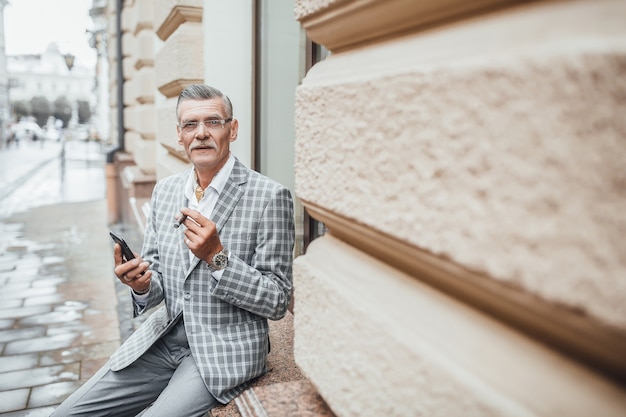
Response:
[113,243,151,293]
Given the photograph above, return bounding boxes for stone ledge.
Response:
[121,166,156,200]
[210,312,335,417]
[234,380,335,417]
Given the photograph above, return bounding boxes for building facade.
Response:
[0,0,8,145]
[102,0,626,416]
[7,43,95,127]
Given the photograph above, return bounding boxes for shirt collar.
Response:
[184,153,236,202]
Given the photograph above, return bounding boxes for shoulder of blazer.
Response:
[231,157,249,186]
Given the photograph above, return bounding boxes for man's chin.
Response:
[191,154,222,169]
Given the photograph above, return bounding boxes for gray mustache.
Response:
[191,141,216,150]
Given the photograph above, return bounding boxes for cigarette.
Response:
[173,215,187,228]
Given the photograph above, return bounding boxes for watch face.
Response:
[212,251,228,269]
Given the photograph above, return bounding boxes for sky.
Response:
[4,0,97,68]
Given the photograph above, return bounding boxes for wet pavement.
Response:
[0,139,129,416]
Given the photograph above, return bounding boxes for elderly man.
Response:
[52,84,295,417]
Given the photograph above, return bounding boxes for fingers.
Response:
[178,208,206,229]
[114,257,150,283]
[113,243,123,266]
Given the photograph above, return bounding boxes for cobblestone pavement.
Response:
[0,139,138,416]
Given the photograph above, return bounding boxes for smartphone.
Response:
[109,231,136,262]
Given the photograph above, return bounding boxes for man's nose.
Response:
[195,121,209,137]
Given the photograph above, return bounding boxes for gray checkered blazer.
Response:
[109,158,295,403]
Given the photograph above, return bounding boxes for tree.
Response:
[53,96,72,128]
[11,100,30,120]
[77,100,91,124]
[30,96,51,126]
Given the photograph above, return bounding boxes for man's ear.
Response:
[230,119,239,142]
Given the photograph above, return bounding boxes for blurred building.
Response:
[0,0,9,146]
[101,1,626,416]
[7,42,95,126]
[89,0,110,143]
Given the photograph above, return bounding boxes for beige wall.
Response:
[108,0,204,180]
[293,0,626,416]
[105,0,203,225]
[153,0,203,179]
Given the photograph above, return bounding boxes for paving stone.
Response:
[39,340,119,367]
[0,262,16,273]
[13,255,42,269]
[0,281,30,293]
[0,327,46,344]
[0,353,39,373]
[0,306,50,320]
[4,333,79,355]
[0,319,14,330]
[0,388,29,413]
[10,267,41,280]
[22,294,64,307]
[45,323,87,337]
[18,310,83,326]
[0,287,56,301]
[0,299,23,309]
[41,256,64,267]
[75,325,120,346]
[0,363,79,390]
[28,381,83,408]
[5,245,28,253]
[55,301,89,312]
[31,277,66,288]
[0,405,56,417]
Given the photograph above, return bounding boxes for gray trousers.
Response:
[50,318,219,417]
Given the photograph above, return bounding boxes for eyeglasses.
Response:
[179,118,233,133]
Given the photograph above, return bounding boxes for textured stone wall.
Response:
[293,0,626,415]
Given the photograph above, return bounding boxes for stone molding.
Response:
[156,5,202,41]
[158,78,203,99]
[294,234,626,416]
[296,0,516,52]
[301,199,626,383]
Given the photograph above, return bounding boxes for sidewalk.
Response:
[0,139,119,415]
[0,200,120,416]
[0,140,62,201]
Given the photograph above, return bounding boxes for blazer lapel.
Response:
[211,161,246,233]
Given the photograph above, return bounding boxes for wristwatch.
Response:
[209,249,229,270]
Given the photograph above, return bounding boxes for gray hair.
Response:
[176,84,233,121]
